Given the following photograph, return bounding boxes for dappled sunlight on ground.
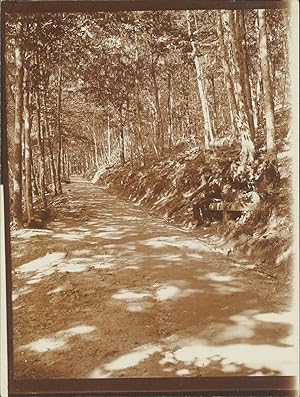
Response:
[12,229,54,239]
[210,283,244,295]
[111,281,200,309]
[253,311,294,324]
[158,254,182,262]
[22,337,67,353]
[121,265,140,270]
[47,286,64,295]
[11,177,296,378]
[142,236,184,248]
[20,325,96,353]
[89,343,162,378]
[166,336,295,375]
[155,285,181,301]
[52,232,88,241]
[104,344,161,372]
[216,312,257,341]
[112,289,151,301]
[88,324,296,378]
[12,286,32,302]
[14,250,119,284]
[204,272,235,282]
[154,283,199,301]
[141,235,224,254]
[16,252,66,273]
[15,252,67,284]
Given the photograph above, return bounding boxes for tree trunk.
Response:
[151,60,164,155]
[180,63,190,138]
[67,154,71,180]
[61,136,65,180]
[133,19,146,166]
[92,120,99,167]
[43,89,58,195]
[167,71,174,151]
[12,20,25,228]
[236,10,256,141]
[56,64,63,194]
[125,96,134,168]
[119,107,125,165]
[186,10,214,149]
[31,156,39,197]
[229,10,254,165]
[258,9,277,159]
[250,79,259,130]
[210,75,220,137]
[107,116,111,164]
[35,83,47,208]
[229,11,246,117]
[23,65,34,222]
[217,11,239,136]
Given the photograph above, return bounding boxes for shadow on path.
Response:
[11,176,296,378]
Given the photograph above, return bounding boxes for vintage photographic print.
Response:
[2,0,298,389]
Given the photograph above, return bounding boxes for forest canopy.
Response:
[4,8,291,228]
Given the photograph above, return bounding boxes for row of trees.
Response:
[5,8,290,228]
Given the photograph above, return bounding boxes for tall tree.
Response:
[186,10,214,149]
[56,62,63,194]
[228,10,255,165]
[23,64,34,221]
[217,10,238,135]
[35,77,47,207]
[236,10,256,141]
[12,19,25,228]
[258,9,277,160]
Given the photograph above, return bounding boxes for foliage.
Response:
[5,8,291,228]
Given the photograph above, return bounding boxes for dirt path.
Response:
[11,176,295,379]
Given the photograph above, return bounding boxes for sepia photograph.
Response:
[1,0,298,393]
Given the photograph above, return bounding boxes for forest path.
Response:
[11,176,295,378]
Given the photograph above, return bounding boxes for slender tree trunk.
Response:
[186,10,214,149]
[133,19,146,166]
[61,136,65,180]
[151,60,164,155]
[56,64,63,193]
[92,120,99,167]
[218,11,239,136]
[136,95,146,166]
[35,85,47,207]
[250,78,259,130]
[281,49,288,111]
[258,9,277,159]
[13,20,25,228]
[107,116,111,164]
[49,130,58,195]
[180,63,191,137]
[125,96,134,168]
[210,75,220,137]
[67,154,71,180]
[167,71,173,152]
[43,89,58,194]
[23,65,34,222]
[119,107,125,165]
[31,156,39,197]
[229,11,247,118]
[270,57,277,118]
[280,22,289,112]
[236,10,256,141]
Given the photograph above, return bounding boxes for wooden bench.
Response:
[208,201,250,223]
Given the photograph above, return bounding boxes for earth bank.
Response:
[93,142,294,282]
